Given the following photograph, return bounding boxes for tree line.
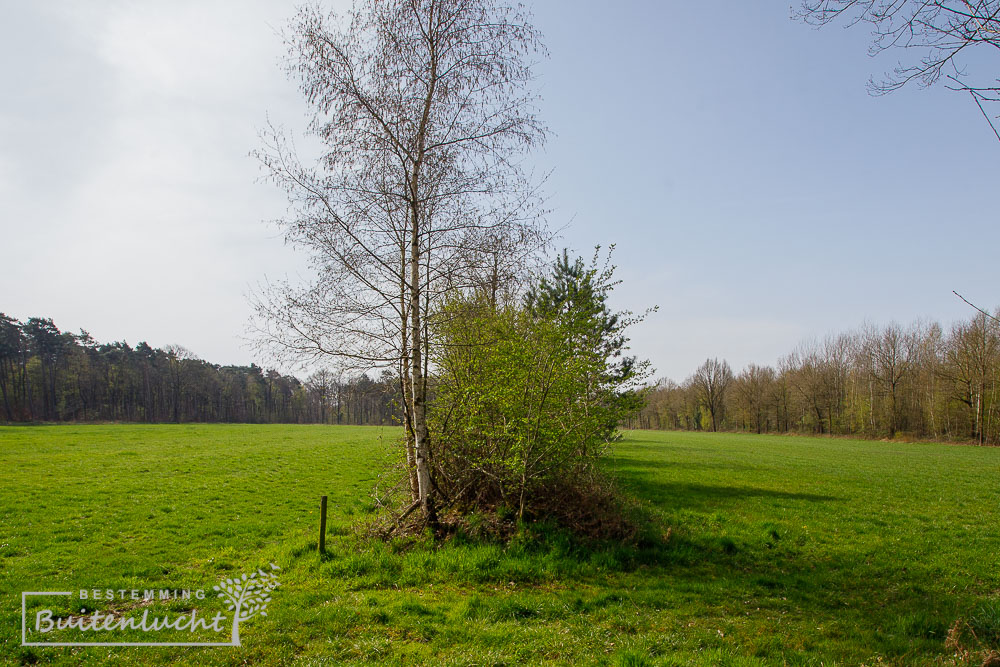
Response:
[0,313,401,425]
[633,309,1000,445]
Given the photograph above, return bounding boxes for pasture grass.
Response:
[1,425,999,665]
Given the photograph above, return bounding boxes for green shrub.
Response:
[428,249,651,533]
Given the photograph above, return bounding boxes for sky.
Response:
[1,1,998,382]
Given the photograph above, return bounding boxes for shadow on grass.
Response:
[300,453,977,663]
[595,455,966,659]
[607,455,762,473]
[613,469,841,506]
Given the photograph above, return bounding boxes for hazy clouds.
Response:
[2,1,998,382]
[0,1,329,366]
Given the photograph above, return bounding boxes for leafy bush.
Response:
[427,250,650,532]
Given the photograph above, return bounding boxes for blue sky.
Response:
[1,1,997,381]
[529,1,1000,380]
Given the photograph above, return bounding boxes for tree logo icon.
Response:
[212,563,280,645]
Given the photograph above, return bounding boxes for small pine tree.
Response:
[428,248,652,528]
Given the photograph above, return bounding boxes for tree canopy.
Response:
[797,0,1000,139]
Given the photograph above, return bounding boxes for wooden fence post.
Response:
[318,495,328,556]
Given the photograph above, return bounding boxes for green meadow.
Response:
[2,425,999,665]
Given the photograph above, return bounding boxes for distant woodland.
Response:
[0,314,400,425]
[632,310,1000,445]
[6,308,1000,446]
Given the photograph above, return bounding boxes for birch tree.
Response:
[861,322,919,437]
[691,358,733,432]
[253,0,547,524]
[733,364,776,434]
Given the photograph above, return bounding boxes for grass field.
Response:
[2,425,1000,665]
